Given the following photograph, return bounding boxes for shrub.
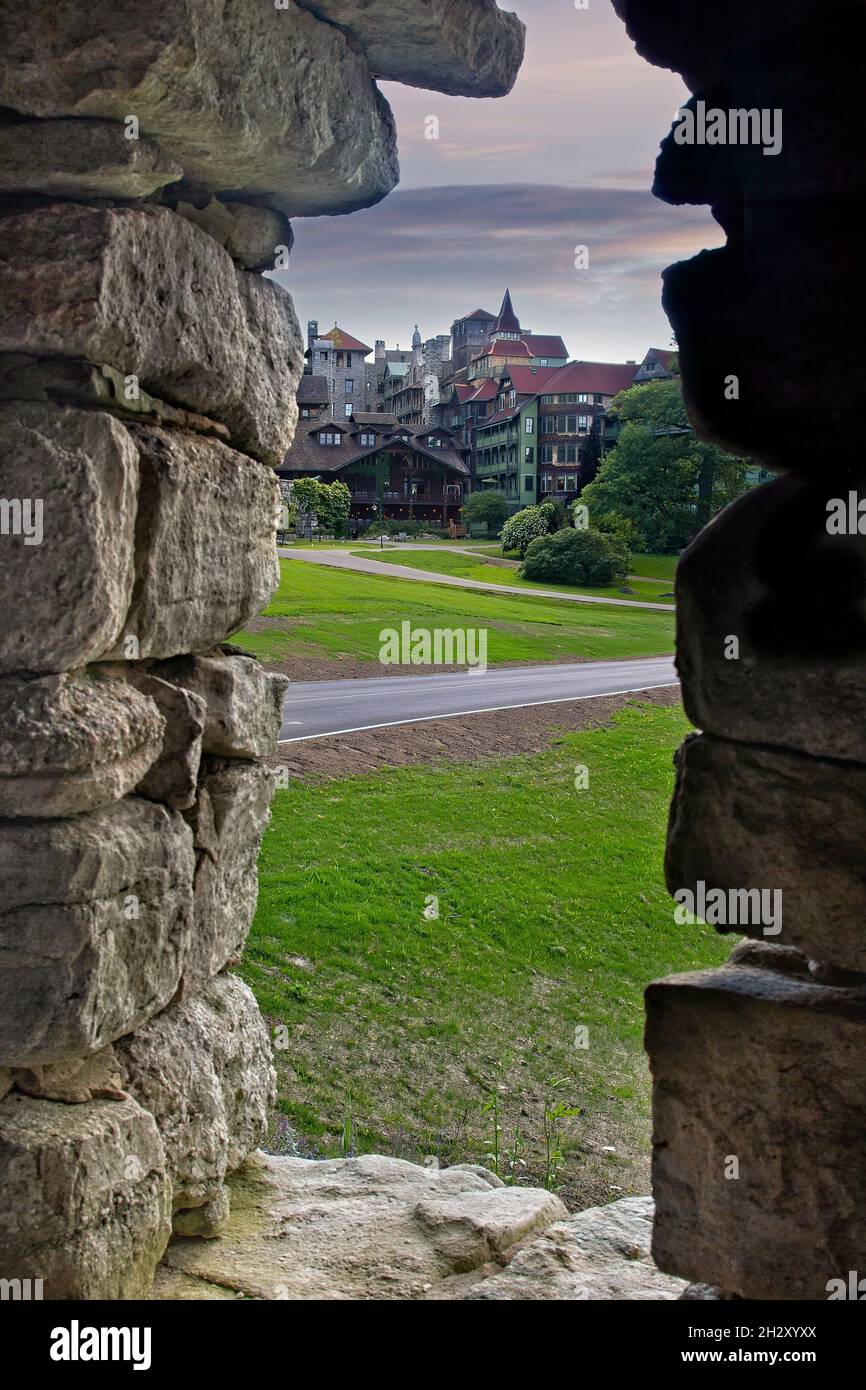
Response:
[521,528,630,587]
[500,504,554,558]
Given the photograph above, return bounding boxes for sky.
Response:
[274,0,722,364]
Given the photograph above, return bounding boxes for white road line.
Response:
[277,682,679,744]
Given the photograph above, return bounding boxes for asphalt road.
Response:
[279,656,678,742]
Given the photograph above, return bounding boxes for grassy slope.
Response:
[235,559,675,668]
[245,702,725,1206]
[352,547,675,604]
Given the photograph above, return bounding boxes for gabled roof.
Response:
[383,361,411,379]
[281,424,469,479]
[492,289,521,337]
[451,383,476,403]
[468,379,499,402]
[351,412,398,427]
[543,361,640,397]
[643,347,679,370]
[320,326,373,355]
[455,307,497,323]
[502,364,560,393]
[297,373,329,404]
[522,334,568,360]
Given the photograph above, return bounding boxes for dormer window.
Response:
[359,432,376,447]
[318,431,341,446]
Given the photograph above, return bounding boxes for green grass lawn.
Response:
[235,559,675,669]
[352,547,675,604]
[245,702,725,1207]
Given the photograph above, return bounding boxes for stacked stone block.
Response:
[0,0,523,1299]
[612,0,866,1299]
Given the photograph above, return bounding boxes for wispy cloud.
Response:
[277,183,721,362]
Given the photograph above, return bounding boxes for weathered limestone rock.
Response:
[457,1196,687,1300]
[0,670,163,818]
[152,1152,565,1300]
[181,759,274,994]
[0,358,231,443]
[0,203,303,463]
[0,116,182,197]
[153,649,289,759]
[100,667,206,811]
[171,1189,231,1240]
[666,731,866,973]
[0,1093,172,1299]
[0,402,138,676]
[116,973,275,1226]
[610,0,853,91]
[11,1048,125,1104]
[0,0,399,217]
[173,199,293,272]
[674,477,866,763]
[646,959,866,1299]
[0,797,194,1065]
[109,425,281,662]
[296,0,525,97]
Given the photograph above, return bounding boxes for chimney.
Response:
[307,319,319,351]
[375,339,386,363]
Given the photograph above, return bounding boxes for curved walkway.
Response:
[278,547,674,612]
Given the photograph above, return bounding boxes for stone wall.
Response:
[0,0,523,1298]
[612,0,866,1299]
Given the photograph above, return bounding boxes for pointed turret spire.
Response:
[492,289,521,338]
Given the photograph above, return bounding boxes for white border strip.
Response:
[277,682,680,744]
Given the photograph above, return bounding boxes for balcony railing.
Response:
[349,490,462,505]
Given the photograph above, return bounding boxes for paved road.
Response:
[279,656,678,742]
[278,547,674,612]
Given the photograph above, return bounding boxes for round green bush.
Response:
[521,527,629,586]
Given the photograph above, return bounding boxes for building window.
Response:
[594,394,603,404]
[345,379,354,394]
[318,431,341,445]
[578,393,590,403]
[319,350,328,362]
[524,475,534,493]
[525,417,534,434]
[541,473,553,492]
[344,403,353,418]
[578,416,589,432]
[536,358,548,366]
[540,445,553,464]
[300,407,310,418]
[564,444,577,463]
[566,475,577,490]
[524,447,534,462]
[556,476,567,492]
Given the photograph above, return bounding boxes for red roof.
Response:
[522,335,568,360]
[452,383,476,402]
[473,339,532,361]
[645,347,678,369]
[544,361,639,396]
[320,326,373,355]
[504,364,561,393]
[468,379,499,402]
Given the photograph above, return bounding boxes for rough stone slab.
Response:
[173,199,293,272]
[109,425,281,662]
[0,116,182,197]
[0,670,163,818]
[454,1196,687,1300]
[152,649,289,760]
[0,1093,171,1299]
[0,797,194,1066]
[674,476,866,763]
[11,1048,125,1104]
[0,402,138,676]
[0,203,303,463]
[296,0,525,96]
[152,1152,565,1300]
[646,961,866,1299]
[666,731,866,973]
[98,666,206,811]
[116,973,275,1219]
[0,0,399,217]
[0,357,231,443]
[610,0,841,91]
[180,759,274,993]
